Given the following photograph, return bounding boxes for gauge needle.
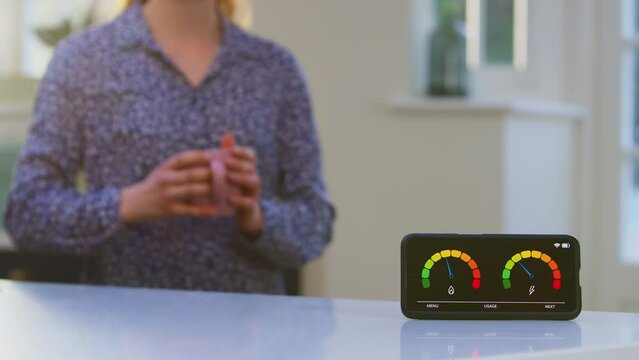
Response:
[518,262,534,279]
[445,258,454,279]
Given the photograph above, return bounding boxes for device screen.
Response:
[402,234,580,317]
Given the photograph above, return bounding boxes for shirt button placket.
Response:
[190,91,198,108]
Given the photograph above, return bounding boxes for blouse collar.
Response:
[113,3,246,59]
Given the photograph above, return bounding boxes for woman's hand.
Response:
[225,146,264,238]
[119,150,217,223]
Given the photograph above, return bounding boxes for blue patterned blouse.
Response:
[4,5,334,294]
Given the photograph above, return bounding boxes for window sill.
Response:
[389,95,586,121]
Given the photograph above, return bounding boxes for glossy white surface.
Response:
[0,280,637,359]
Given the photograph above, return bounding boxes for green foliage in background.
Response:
[435,0,465,22]
[34,2,96,47]
[0,145,21,232]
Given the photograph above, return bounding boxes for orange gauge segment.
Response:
[553,270,561,280]
[468,260,478,270]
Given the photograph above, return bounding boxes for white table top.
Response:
[0,280,637,360]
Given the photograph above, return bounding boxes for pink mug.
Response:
[209,148,240,215]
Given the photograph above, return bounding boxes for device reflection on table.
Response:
[401,320,581,359]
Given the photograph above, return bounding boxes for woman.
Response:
[4,0,334,294]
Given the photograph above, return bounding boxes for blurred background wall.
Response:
[250,0,593,304]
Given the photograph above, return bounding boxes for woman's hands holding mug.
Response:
[119,150,216,223]
[119,133,264,238]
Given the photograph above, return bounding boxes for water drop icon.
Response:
[448,285,455,295]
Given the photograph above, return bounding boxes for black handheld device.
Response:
[401,234,581,320]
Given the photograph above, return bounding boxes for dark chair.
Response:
[0,251,100,284]
[0,250,301,295]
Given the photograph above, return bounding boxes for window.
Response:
[410,0,530,97]
[432,0,527,70]
[621,0,639,263]
[23,0,103,77]
[483,0,514,65]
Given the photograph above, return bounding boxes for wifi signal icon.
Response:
[554,243,561,248]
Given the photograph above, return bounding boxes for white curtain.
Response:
[1,0,119,79]
[0,0,21,76]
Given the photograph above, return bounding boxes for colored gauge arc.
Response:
[502,250,561,290]
[421,249,481,289]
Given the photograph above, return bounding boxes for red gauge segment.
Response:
[553,280,561,290]
[471,279,481,289]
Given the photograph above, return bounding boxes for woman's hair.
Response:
[123,0,252,27]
